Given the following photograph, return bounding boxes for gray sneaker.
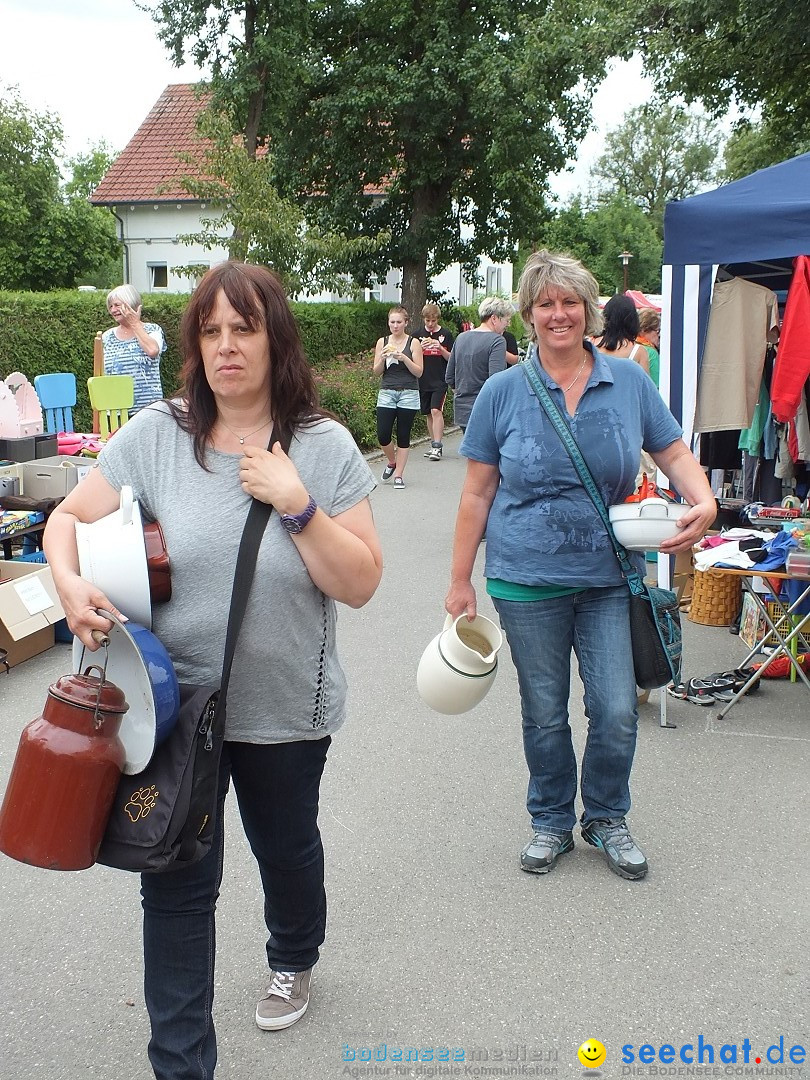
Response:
[581,819,648,880]
[520,830,574,873]
[428,445,442,460]
[255,968,312,1031]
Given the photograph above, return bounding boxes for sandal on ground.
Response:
[666,679,717,705]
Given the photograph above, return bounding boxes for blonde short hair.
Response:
[638,308,661,335]
[517,250,602,342]
[478,296,514,322]
[107,284,142,311]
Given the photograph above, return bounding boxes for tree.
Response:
[271,0,629,315]
[143,0,309,156]
[633,0,810,153]
[591,102,720,236]
[723,119,810,181]
[536,194,663,294]
[174,110,389,297]
[0,89,120,290]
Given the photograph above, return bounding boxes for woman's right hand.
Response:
[56,573,127,650]
[445,579,478,621]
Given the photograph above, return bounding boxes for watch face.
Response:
[281,516,303,534]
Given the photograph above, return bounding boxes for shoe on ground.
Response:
[393,477,405,489]
[256,968,312,1031]
[636,687,651,705]
[381,462,395,482]
[581,819,648,880]
[520,830,574,873]
[428,445,442,460]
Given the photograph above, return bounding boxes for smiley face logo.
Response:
[578,1039,606,1068]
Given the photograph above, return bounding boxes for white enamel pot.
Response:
[75,486,152,628]
[608,496,689,552]
[417,613,503,715]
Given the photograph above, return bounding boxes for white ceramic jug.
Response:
[417,613,503,715]
[75,486,152,628]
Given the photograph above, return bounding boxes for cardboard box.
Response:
[20,456,91,500]
[0,560,65,668]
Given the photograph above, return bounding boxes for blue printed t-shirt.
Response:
[461,343,683,589]
[102,323,166,412]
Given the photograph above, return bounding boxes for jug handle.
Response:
[120,485,134,526]
[443,613,456,631]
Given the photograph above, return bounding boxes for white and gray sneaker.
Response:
[428,444,443,460]
[255,968,312,1031]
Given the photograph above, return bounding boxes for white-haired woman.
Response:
[445,296,512,431]
[103,284,166,412]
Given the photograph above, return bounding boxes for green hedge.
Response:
[0,291,519,446]
[0,290,391,433]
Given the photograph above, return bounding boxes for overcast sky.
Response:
[2,0,653,201]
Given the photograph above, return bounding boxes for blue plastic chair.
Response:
[34,373,77,434]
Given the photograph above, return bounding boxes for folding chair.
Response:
[34,373,77,434]
[87,375,134,439]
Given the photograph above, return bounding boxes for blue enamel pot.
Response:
[73,611,180,775]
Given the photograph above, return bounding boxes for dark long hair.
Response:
[597,294,640,352]
[170,262,326,467]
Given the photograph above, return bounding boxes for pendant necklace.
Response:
[219,418,271,445]
[561,353,588,393]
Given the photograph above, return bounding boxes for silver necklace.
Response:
[560,353,588,393]
[219,417,271,445]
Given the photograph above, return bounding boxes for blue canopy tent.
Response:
[660,151,810,446]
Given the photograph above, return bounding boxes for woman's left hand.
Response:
[238,443,310,515]
[658,497,717,554]
[116,301,143,330]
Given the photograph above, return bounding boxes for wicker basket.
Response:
[688,568,742,626]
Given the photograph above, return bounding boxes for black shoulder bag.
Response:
[521,358,682,690]
[97,424,291,873]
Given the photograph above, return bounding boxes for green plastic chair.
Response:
[87,375,134,439]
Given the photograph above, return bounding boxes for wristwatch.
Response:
[280,495,318,534]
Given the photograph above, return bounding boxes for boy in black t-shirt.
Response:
[414,303,455,460]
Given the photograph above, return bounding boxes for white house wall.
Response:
[112,203,512,306]
[113,204,230,295]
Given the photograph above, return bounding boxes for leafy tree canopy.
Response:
[634,0,810,155]
[174,110,389,297]
[269,0,631,315]
[534,194,662,294]
[590,102,720,236]
[0,87,120,290]
[723,119,810,182]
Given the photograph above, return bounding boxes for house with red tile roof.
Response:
[91,83,512,303]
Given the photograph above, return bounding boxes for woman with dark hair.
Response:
[44,261,383,1080]
[596,294,650,375]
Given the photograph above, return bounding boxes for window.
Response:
[148,263,168,290]
[365,281,382,302]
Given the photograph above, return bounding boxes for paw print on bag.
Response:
[124,786,160,823]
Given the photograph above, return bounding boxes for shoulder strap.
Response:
[219,422,292,698]
[520,356,643,592]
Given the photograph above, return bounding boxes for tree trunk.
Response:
[401,254,428,322]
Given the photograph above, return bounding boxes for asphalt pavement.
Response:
[1,429,808,1080]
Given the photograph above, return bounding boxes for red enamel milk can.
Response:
[0,665,128,871]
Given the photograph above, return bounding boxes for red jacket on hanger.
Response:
[771,254,810,422]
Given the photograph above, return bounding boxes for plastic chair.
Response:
[34,373,77,434]
[87,375,134,439]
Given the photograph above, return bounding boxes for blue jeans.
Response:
[140,737,330,1080]
[493,587,638,833]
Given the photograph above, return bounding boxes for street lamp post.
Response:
[619,250,633,293]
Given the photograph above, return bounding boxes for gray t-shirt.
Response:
[98,404,375,743]
[445,330,507,426]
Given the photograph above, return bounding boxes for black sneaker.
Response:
[381,462,395,482]
[520,830,574,873]
[581,819,648,880]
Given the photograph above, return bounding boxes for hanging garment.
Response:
[771,254,810,423]
[694,277,780,433]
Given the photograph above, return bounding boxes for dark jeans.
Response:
[140,736,331,1080]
